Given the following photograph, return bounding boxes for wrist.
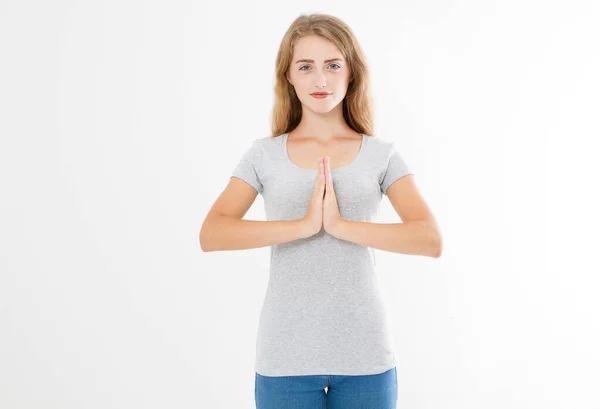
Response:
[298,218,311,239]
[330,218,347,239]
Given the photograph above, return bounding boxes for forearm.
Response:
[332,220,442,258]
[200,215,309,252]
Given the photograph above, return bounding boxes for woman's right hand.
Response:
[301,157,326,238]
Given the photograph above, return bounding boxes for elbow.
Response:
[200,235,216,253]
[200,213,236,252]
[199,222,215,252]
[200,237,211,252]
[432,233,443,258]
[415,220,443,258]
[199,232,210,252]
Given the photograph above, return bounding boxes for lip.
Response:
[311,92,331,98]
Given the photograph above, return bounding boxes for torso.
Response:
[230,133,410,375]
[286,131,364,171]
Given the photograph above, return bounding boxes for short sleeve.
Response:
[231,139,264,194]
[380,142,413,195]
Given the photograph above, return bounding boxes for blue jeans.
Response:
[255,367,397,409]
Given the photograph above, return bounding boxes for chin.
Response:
[304,100,341,113]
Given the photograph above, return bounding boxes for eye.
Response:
[298,63,342,72]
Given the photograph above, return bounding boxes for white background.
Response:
[1,1,599,408]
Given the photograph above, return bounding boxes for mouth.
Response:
[311,92,331,96]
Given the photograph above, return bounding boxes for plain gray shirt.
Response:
[231,132,413,376]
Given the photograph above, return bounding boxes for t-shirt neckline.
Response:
[282,133,366,172]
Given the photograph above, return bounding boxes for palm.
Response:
[322,157,343,235]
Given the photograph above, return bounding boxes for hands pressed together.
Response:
[301,156,344,238]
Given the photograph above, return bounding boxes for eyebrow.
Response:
[294,58,344,64]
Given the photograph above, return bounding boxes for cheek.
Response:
[296,77,313,88]
[333,85,348,99]
[333,78,349,91]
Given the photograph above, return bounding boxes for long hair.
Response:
[270,13,375,137]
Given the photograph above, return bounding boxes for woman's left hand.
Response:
[322,156,345,237]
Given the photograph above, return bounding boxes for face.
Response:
[286,35,352,114]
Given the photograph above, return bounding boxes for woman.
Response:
[200,13,443,409]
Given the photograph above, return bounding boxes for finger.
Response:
[316,157,321,181]
[317,159,325,199]
[326,157,333,189]
[323,158,328,195]
[315,158,323,189]
[319,158,325,187]
[324,168,329,198]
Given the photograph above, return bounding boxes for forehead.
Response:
[292,35,343,60]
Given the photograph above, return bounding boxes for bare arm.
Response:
[332,174,442,258]
[200,215,310,252]
[330,220,441,257]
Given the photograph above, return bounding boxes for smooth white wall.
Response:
[1,1,599,408]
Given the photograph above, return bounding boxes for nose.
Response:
[314,72,327,88]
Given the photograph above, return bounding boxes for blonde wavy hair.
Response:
[270,13,375,137]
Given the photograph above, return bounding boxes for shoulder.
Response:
[236,135,284,167]
[363,134,396,160]
[240,135,274,153]
[251,134,285,156]
[252,134,283,147]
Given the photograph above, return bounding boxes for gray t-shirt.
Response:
[231,132,413,376]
